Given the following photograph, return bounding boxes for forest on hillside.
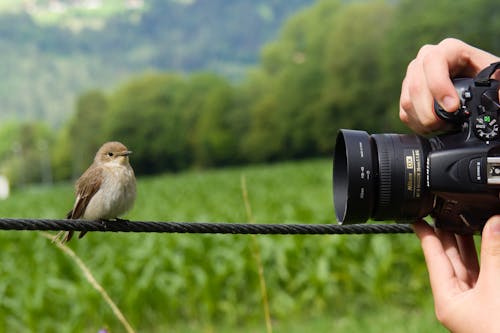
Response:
[1,0,499,185]
[0,0,313,125]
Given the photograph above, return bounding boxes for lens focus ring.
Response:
[377,144,392,208]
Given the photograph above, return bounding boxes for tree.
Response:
[0,122,53,186]
[188,73,239,167]
[104,73,193,174]
[319,1,395,141]
[242,0,342,159]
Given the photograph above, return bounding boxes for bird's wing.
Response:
[68,166,103,219]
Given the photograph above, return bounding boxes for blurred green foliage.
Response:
[0,2,492,331]
[0,159,446,332]
[0,0,314,126]
[1,0,499,184]
[0,122,53,185]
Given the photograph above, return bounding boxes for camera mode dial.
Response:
[435,63,500,142]
[473,114,499,140]
[472,81,500,141]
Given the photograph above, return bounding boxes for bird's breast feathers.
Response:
[82,164,136,220]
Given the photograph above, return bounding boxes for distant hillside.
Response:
[0,0,145,27]
[0,0,313,127]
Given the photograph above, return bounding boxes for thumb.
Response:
[478,216,500,284]
[436,91,460,113]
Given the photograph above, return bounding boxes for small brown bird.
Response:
[58,141,136,243]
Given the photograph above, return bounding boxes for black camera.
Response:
[333,62,500,234]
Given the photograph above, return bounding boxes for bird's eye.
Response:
[107,152,114,157]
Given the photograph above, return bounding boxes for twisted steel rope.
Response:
[0,218,413,235]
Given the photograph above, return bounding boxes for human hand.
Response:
[414,217,500,333]
[399,38,500,135]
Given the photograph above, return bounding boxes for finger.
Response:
[399,77,411,124]
[403,50,445,132]
[416,42,461,113]
[399,78,426,134]
[413,220,457,304]
[435,228,473,290]
[399,75,428,134]
[436,38,499,77]
[422,50,460,113]
[477,216,500,289]
[407,73,442,132]
[456,234,479,285]
[424,38,500,113]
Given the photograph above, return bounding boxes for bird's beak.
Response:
[119,151,133,157]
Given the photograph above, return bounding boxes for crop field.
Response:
[0,159,446,332]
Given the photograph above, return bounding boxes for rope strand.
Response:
[0,218,413,235]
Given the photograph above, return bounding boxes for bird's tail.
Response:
[59,210,75,243]
[52,230,73,244]
[65,209,88,241]
[54,209,80,243]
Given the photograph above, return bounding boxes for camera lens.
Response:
[333,130,376,223]
[333,129,434,224]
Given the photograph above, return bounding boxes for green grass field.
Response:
[0,159,446,332]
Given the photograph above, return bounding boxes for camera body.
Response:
[333,62,500,234]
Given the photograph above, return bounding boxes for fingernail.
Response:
[441,96,457,112]
[489,217,500,235]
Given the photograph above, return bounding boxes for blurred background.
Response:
[0,0,498,332]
